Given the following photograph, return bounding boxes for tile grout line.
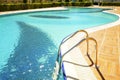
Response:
[98,29,107,55]
[118,26,120,65]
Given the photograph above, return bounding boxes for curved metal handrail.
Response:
[53,30,98,80]
[59,37,98,80]
[86,37,98,66]
[54,30,89,80]
[62,30,89,44]
[56,30,89,61]
[61,37,98,68]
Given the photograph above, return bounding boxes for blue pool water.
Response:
[0,7,119,80]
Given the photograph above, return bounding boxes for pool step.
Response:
[62,47,97,80]
[53,30,99,80]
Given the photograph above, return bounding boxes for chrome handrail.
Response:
[86,37,98,66]
[53,30,89,80]
[61,37,98,69]
[56,30,89,62]
[52,30,98,80]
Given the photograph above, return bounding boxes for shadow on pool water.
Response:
[30,15,69,19]
[0,21,58,80]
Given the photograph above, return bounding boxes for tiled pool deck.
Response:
[87,24,120,80]
[85,6,120,80]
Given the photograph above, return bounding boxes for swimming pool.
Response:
[0,7,119,80]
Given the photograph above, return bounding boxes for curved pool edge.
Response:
[85,10,120,34]
[0,7,68,16]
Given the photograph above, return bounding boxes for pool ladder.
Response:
[52,30,98,80]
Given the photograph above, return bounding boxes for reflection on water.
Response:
[0,21,57,80]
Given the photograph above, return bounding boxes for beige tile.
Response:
[79,25,120,80]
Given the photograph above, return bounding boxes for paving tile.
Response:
[79,24,120,79]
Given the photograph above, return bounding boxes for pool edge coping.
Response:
[85,10,120,34]
[0,7,68,16]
